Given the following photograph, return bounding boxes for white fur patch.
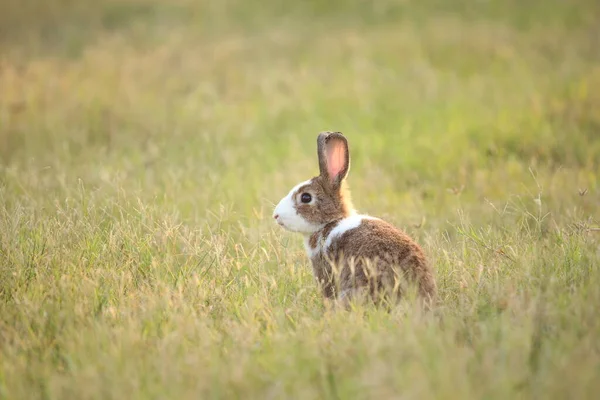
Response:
[303,235,321,259]
[273,180,323,234]
[324,214,378,250]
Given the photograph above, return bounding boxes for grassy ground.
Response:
[1,0,600,398]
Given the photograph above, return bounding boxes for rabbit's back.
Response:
[319,216,436,302]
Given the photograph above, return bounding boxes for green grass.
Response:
[1,0,600,398]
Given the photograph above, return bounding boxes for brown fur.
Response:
[308,220,339,251]
[293,177,352,225]
[320,219,436,306]
[281,132,437,307]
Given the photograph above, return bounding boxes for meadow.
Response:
[1,0,599,398]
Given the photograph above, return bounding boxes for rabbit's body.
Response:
[306,214,436,303]
[274,132,436,306]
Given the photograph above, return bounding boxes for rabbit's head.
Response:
[273,132,355,233]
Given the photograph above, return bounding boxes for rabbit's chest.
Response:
[302,219,347,260]
[303,233,326,259]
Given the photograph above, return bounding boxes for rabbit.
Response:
[273,131,436,308]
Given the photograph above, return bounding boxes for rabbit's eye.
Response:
[300,193,312,204]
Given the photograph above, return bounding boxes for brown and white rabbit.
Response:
[273,132,436,307]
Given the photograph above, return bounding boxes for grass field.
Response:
[1,0,600,398]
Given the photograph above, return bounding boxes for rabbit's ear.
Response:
[317,132,350,189]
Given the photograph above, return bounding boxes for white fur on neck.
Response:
[301,214,378,259]
[303,234,321,259]
[324,214,378,250]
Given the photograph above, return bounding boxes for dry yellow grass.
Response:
[1,0,599,398]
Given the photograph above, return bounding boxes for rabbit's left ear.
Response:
[317,132,350,190]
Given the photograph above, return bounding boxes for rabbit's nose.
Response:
[273,214,279,220]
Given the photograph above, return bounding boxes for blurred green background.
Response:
[1,1,599,399]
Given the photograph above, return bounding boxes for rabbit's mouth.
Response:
[274,216,301,233]
[273,214,288,228]
[274,218,292,231]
